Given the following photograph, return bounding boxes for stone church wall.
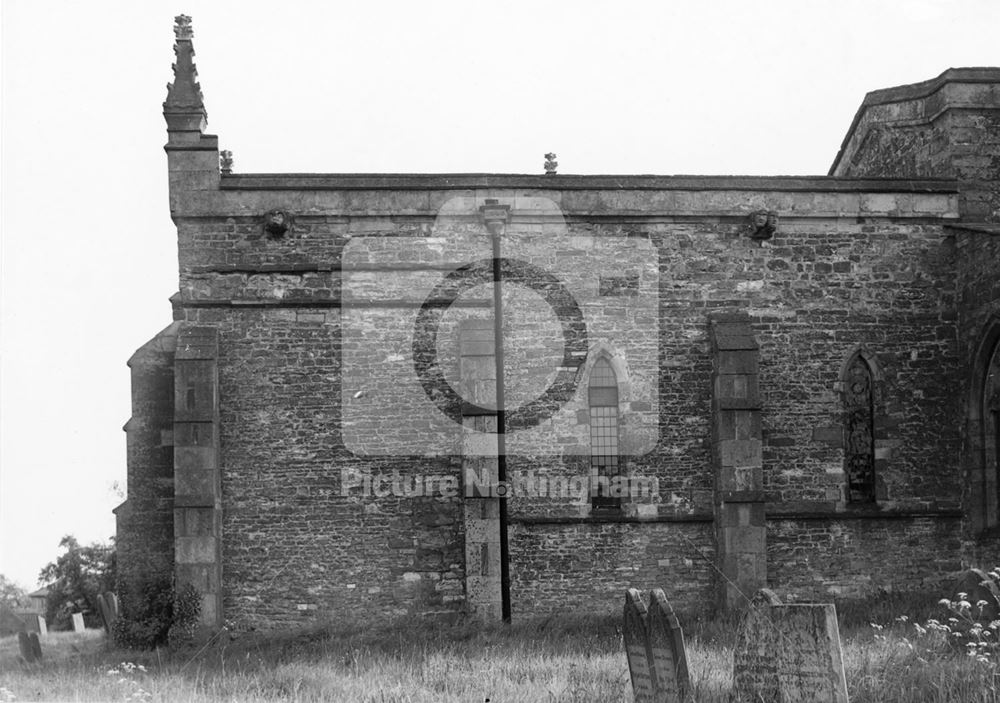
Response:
[162,183,964,623]
[118,20,1000,628]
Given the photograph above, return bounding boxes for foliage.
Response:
[38,535,116,630]
[0,575,29,612]
[106,661,151,701]
[113,580,201,650]
[924,584,1000,664]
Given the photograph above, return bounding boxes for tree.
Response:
[38,535,116,630]
[0,575,29,611]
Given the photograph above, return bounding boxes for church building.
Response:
[115,16,1000,631]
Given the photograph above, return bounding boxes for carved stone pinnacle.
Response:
[174,15,193,40]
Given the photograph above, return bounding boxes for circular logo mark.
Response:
[411,258,587,429]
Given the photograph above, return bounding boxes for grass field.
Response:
[1,594,999,702]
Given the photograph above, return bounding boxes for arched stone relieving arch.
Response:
[837,346,888,503]
[966,315,1000,534]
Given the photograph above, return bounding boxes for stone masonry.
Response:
[113,17,1000,632]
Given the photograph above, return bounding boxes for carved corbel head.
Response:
[263,209,291,239]
[747,210,778,241]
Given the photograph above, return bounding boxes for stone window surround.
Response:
[578,344,631,513]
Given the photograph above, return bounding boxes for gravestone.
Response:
[623,589,656,703]
[17,631,36,664]
[952,568,1000,620]
[733,591,849,703]
[29,632,43,661]
[646,589,689,702]
[72,612,85,632]
[97,591,119,633]
[733,589,782,701]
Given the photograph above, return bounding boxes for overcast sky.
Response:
[1,0,997,589]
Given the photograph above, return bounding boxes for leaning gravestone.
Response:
[646,589,689,702]
[732,589,849,703]
[624,589,656,703]
[28,632,43,661]
[952,568,1000,621]
[97,591,119,633]
[71,612,85,632]
[17,631,37,664]
[97,594,111,631]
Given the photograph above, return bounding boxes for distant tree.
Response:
[0,575,29,611]
[38,535,116,630]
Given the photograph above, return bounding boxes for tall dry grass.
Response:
[0,593,998,702]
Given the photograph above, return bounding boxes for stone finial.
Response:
[544,153,558,175]
[164,15,207,135]
[174,14,193,40]
[746,210,778,241]
[220,150,233,174]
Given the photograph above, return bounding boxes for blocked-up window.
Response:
[844,354,876,503]
[590,358,620,510]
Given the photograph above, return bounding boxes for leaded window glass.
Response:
[844,355,876,503]
[590,358,620,510]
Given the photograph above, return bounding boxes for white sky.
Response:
[1,0,997,589]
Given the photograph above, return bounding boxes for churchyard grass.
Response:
[1,595,999,702]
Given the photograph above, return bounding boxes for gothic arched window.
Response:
[844,353,876,503]
[589,358,620,510]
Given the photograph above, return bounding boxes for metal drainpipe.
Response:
[483,200,512,622]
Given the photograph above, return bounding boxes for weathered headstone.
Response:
[733,591,849,703]
[28,632,43,661]
[97,591,119,633]
[733,589,782,701]
[17,631,36,664]
[623,589,656,703]
[647,589,689,702]
[71,612,85,632]
[952,568,1000,620]
[97,594,110,631]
